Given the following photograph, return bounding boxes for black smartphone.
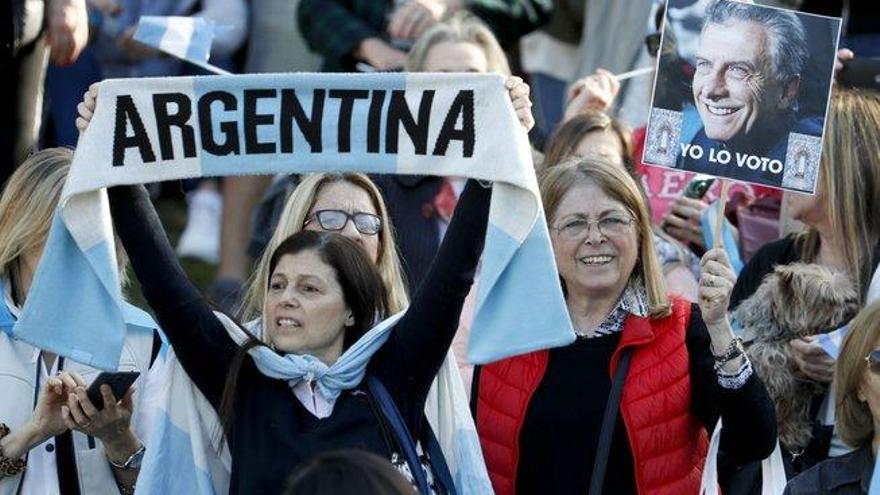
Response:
[682,175,716,200]
[86,371,140,409]
[838,57,880,91]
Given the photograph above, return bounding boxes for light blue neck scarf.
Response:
[221,311,407,401]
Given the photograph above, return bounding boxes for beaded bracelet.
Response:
[0,424,27,478]
[711,337,745,365]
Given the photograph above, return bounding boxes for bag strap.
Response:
[365,375,432,494]
[589,347,634,495]
[420,418,457,494]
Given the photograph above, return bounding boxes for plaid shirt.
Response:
[297,0,552,72]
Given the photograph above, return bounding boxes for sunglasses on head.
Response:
[867,350,880,374]
[305,209,383,235]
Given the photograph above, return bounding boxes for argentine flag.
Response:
[134,16,231,75]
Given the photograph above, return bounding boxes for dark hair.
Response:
[284,449,416,495]
[218,231,389,438]
[543,110,637,178]
[268,231,388,347]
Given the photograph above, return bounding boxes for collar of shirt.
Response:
[578,283,648,339]
[290,379,337,419]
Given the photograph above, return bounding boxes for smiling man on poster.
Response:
[681,1,818,187]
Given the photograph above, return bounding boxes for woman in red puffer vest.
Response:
[472,159,777,495]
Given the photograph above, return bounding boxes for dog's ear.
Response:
[827,270,860,325]
[772,265,803,330]
[775,264,813,307]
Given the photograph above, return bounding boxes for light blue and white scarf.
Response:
[14,72,575,370]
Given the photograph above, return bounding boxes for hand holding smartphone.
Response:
[86,371,139,409]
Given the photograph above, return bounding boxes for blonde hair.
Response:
[539,158,671,318]
[241,173,409,321]
[798,88,880,302]
[405,11,511,76]
[834,300,880,448]
[0,148,128,300]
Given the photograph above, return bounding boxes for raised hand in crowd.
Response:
[76,83,99,134]
[661,196,708,249]
[834,48,855,75]
[507,76,534,131]
[789,336,835,384]
[563,68,620,122]
[46,0,89,67]
[387,0,449,41]
[698,248,744,372]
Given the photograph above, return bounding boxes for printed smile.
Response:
[703,102,740,116]
[578,255,614,266]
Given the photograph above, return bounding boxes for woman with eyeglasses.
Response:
[76,86,499,493]
[241,173,412,320]
[542,110,702,302]
[783,300,880,495]
[471,158,777,495]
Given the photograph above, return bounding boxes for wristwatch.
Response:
[109,444,145,470]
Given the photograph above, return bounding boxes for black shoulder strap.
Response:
[589,347,634,495]
[366,375,432,494]
[149,330,163,366]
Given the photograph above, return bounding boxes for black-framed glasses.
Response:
[645,33,661,58]
[305,209,383,235]
[553,214,635,240]
[866,350,880,374]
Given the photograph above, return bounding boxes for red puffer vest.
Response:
[475,297,709,495]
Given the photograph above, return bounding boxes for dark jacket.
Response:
[297,0,552,72]
[680,115,823,189]
[783,445,875,495]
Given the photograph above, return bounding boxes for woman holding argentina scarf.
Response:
[78,75,504,491]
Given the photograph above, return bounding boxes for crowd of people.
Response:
[2,0,879,494]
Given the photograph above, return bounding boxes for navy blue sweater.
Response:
[109,181,490,494]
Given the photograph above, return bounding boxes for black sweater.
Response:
[474,305,778,494]
[109,181,490,495]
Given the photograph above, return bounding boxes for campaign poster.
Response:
[643,0,841,193]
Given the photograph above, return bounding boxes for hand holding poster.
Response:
[643,0,841,193]
[13,73,575,370]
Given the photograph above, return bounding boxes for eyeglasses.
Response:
[304,210,383,235]
[866,350,880,374]
[553,214,635,240]
[645,33,661,58]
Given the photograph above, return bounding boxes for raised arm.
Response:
[108,185,235,407]
[687,306,777,464]
[689,248,777,463]
[376,179,490,406]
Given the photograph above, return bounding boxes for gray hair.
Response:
[703,0,808,84]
